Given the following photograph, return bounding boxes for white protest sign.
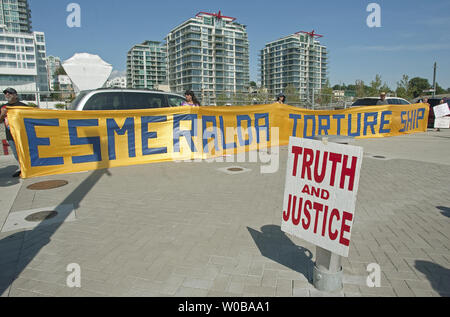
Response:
[434,117,450,129]
[433,103,450,118]
[281,137,363,257]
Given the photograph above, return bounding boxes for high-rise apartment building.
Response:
[260,30,328,102]
[0,25,49,99]
[45,55,61,90]
[0,0,49,101]
[165,11,249,104]
[0,0,32,33]
[126,41,167,89]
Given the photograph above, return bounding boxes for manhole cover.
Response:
[227,167,244,172]
[27,180,68,190]
[373,155,386,159]
[25,210,58,222]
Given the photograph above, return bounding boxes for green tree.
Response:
[54,65,67,76]
[355,80,366,97]
[368,74,382,96]
[408,77,430,98]
[435,83,446,95]
[380,83,392,94]
[216,93,228,106]
[254,87,269,104]
[395,74,412,100]
[51,82,61,101]
[318,79,333,107]
[284,84,301,106]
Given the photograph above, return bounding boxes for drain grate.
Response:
[25,210,58,222]
[27,180,68,190]
[218,166,251,175]
[1,204,76,233]
[227,167,244,172]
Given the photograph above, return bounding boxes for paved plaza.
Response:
[0,128,449,297]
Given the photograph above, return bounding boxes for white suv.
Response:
[351,97,411,107]
[68,89,187,111]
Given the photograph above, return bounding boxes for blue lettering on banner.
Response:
[219,116,237,149]
[408,110,416,130]
[254,113,270,143]
[400,111,406,132]
[202,115,219,152]
[379,111,392,133]
[303,115,316,139]
[68,119,102,163]
[236,115,253,146]
[173,114,197,152]
[416,108,425,129]
[289,114,302,137]
[363,112,378,135]
[332,114,345,135]
[24,118,64,167]
[107,117,136,160]
[141,116,167,155]
[347,113,361,137]
[400,109,425,132]
[318,115,330,136]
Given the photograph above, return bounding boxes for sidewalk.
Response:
[0,129,449,297]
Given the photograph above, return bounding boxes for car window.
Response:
[398,99,410,105]
[387,99,398,105]
[69,90,91,110]
[83,92,123,110]
[122,92,166,109]
[352,98,379,106]
[168,95,186,107]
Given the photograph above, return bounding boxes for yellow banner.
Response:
[7,103,428,178]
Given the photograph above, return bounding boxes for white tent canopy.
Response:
[62,53,113,93]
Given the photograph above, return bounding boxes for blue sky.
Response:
[29,0,450,90]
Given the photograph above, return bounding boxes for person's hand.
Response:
[0,107,6,123]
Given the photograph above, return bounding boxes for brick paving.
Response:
[0,129,449,297]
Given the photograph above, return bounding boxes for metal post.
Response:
[432,62,437,98]
[311,135,353,292]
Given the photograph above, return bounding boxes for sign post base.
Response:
[313,246,343,292]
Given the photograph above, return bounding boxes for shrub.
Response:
[54,103,67,109]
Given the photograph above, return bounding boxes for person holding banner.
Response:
[0,87,27,177]
[376,92,388,105]
[182,90,201,106]
[276,93,286,104]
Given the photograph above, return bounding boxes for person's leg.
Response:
[7,139,21,177]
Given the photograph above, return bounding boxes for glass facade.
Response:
[126,41,167,89]
[165,12,249,104]
[0,25,49,93]
[0,0,32,33]
[260,33,328,102]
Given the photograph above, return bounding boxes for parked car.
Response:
[68,88,186,111]
[350,97,411,107]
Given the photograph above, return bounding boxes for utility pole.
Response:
[432,62,437,98]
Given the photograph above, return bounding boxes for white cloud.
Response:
[108,69,126,79]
